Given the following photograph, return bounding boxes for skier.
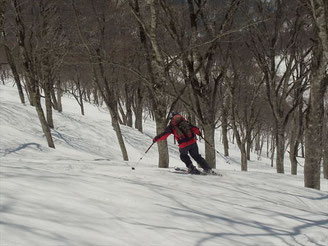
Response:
[153,112,212,174]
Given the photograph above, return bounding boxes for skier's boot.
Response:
[203,168,214,175]
[188,165,201,175]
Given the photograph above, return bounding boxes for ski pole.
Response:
[132,142,155,170]
[199,135,230,164]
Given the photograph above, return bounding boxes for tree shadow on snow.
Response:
[123,178,328,246]
[1,143,42,156]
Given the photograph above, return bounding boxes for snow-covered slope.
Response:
[1,83,327,246]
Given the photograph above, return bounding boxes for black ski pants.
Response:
[179,143,211,170]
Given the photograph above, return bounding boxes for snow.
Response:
[0,83,327,246]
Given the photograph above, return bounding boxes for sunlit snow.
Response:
[1,83,327,246]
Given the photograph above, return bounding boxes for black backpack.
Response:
[171,114,194,142]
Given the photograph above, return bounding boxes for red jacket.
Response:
[153,124,201,149]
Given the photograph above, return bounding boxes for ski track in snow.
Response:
[1,83,327,246]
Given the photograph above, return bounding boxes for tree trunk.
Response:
[241,144,247,171]
[55,80,63,112]
[33,90,55,148]
[107,103,128,161]
[57,89,63,113]
[322,126,328,179]
[85,88,90,102]
[125,85,133,127]
[133,85,144,132]
[4,43,25,104]
[51,88,58,110]
[323,127,328,179]
[302,140,306,158]
[270,135,276,167]
[266,133,270,158]
[155,114,169,168]
[258,134,264,159]
[134,104,143,133]
[221,110,229,157]
[118,101,127,125]
[289,110,300,175]
[93,87,99,105]
[126,103,133,127]
[304,82,325,189]
[44,82,54,128]
[203,123,216,168]
[255,134,260,155]
[24,77,34,106]
[289,141,298,175]
[246,133,251,161]
[304,72,326,189]
[276,121,285,173]
[289,143,298,175]
[323,107,328,179]
[231,116,248,171]
[78,86,84,116]
[303,0,328,190]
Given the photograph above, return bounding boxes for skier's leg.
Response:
[179,146,193,168]
[189,143,212,170]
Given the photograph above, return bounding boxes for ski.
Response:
[173,167,222,176]
[171,167,206,175]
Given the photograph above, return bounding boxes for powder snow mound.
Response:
[1,83,328,246]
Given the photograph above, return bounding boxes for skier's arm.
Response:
[191,125,202,137]
[153,126,173,142]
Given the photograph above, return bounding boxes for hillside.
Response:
[1,84,327,246]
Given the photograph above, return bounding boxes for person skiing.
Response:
[153,112,212,174]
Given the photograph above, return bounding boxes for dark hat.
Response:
[169,111,179,119]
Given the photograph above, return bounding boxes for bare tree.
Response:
[0,0,4,31]
[9,0,55,148]
[38,1,67,129]
[323,93,328,179]
[302,0,328,190]
[227,46,264,171]
[71,0,129,161]
[133,81,146,132]
[247,0,309,173]
[2,37,26,104]
[220,87,230,157]
[2,0,25,104]
[154,0,242,168]
[129,0,174,168]
[70,66,87,116]
[288,106,303,175]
